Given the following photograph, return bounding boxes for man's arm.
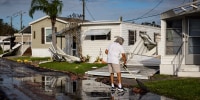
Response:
[121,53,127,64]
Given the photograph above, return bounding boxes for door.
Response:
[185,18,200,64]
[65,34,77,56]
[72,36,77,56]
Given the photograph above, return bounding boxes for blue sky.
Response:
[0,0,191,30]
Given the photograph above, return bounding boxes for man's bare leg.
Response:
[117,72,122,88]
[110,73,114,87]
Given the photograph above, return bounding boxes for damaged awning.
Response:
[85,29,111,36]
[161,1,200,19]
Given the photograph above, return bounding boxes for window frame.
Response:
[45,27,52,44]
[128,30,137,45]
[165,20,182,55]
[85,31,111,40]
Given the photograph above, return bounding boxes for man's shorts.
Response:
[107,63,121,73]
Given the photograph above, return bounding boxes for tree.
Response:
[29,0,63,50]
[0,19,18,36]
[62,13,85,61]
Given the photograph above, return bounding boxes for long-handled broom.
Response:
[122,64,148,92]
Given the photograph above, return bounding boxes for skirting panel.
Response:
[32,48,51,57]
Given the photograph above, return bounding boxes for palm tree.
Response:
[29,0,63,50]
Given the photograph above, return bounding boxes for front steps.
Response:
[178,65,200,77]
[178,71,200,77]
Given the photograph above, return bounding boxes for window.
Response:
[90,33,110,40]
[166,20,182,55]
[45,27,52,44]
[85,29,111,40]
[41,27,57,44]
[154,33,160,43]
[188,19,200,54]
[128,30,137,45]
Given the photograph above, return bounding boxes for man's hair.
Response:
[114,37,124,45]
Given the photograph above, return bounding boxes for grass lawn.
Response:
[8,56,50,62]
[39,61,107,75]
[145,75,200,100]
[8,56,106,75]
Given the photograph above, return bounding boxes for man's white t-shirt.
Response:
[107,42,125,64]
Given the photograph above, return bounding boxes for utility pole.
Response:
[6,16,13,34]
[6,11,25,50]
[6,14,13,50]
[82,0,85,21]
[7,16,13,28]
[19,11,26,30]
[7,11,25,30]
[20,11,22,30]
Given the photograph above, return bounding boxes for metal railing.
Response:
[171,42,184,75]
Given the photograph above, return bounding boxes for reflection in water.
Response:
[0,58,174,100]
[65,78,174,100]
[42,76,66,92]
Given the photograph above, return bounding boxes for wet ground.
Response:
[0,58,174,100]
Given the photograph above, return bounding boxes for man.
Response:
[105,37,127,92]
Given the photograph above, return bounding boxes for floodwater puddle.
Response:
[0,59,174,100]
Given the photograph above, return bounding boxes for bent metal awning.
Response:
[85,29,111,36]
[161,1,200,19]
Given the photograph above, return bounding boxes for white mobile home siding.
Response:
[81,21,160,63]
[120,22,160,53]
[81,23,121,62]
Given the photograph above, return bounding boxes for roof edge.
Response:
[29,16,69,25]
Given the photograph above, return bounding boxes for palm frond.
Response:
[29,0,62,18]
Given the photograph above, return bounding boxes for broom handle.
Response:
[122,64,137,79]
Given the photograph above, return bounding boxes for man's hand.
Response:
[105,49,108,55]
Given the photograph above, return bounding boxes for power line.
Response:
[85,5,96,21]
[80,0,96,21]
[182,0,186,4]
[125,0,163,22]
[125,13,161,22]
[125,0,191,22]
[136,0,163,19]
